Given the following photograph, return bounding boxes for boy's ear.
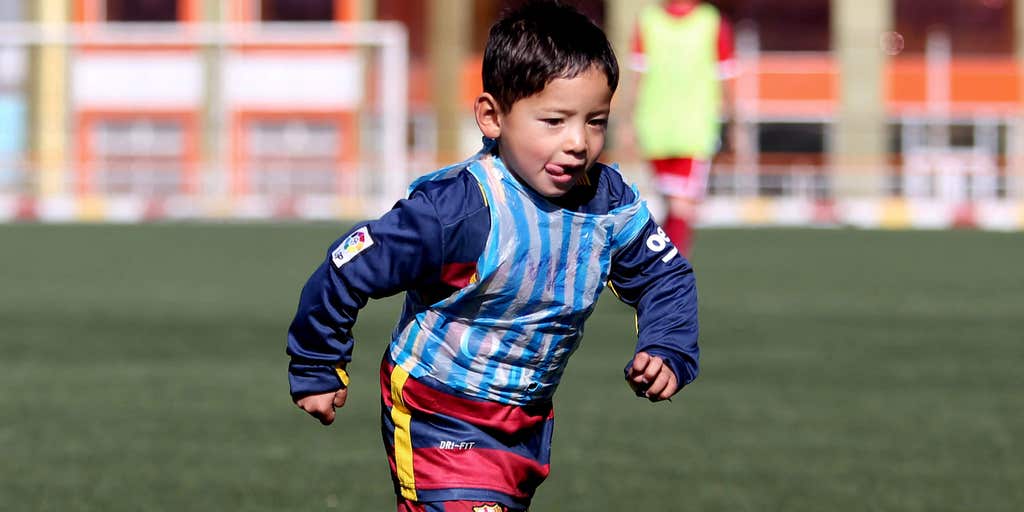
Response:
[474,93,503,139]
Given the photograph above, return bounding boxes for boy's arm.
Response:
[286,190,445,403]
[609,221,699,401]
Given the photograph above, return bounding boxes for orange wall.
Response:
[411,54,1021,117]
[888,57,1020,113]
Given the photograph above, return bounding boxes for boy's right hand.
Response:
[295,388,348,425]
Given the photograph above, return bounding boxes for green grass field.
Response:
[1,223,1022,511]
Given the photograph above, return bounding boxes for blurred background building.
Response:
[0,0,1022,228]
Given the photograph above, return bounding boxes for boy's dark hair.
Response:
[482,1,619,112]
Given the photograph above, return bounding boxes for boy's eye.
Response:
[589,118,609,128]
[541,118,563,126]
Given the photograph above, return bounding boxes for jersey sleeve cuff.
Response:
[288,361,345,400]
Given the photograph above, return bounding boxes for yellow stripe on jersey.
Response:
[390,365,417,500]
[607,281,621,298]
[334,365,350,387]
[476,181,489,207]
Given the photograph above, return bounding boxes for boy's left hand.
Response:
[626,352,678,402]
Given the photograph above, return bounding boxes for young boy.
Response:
[287,3,699,511]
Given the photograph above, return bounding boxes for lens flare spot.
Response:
[880,31,905,56]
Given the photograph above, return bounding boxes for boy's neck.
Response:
[549,176,598,211]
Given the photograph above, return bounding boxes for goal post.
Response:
[0,20,409,220]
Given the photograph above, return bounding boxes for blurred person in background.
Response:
[620,0,736,256]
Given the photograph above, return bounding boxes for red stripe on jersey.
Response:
[381,360,396,409]
[396,498,429,512]
[411,447,549,498]
[401,373,552,436]
[380,358,552,436]
[440,261,477,288]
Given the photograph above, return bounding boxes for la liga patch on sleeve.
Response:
[332,226,374,268]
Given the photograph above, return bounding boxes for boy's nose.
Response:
[563,127,586,154]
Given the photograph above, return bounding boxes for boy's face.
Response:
[485,67,613,198]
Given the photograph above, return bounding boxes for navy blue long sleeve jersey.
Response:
[286,163,699,400]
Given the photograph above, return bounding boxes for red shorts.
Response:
[650,157,710,200]
[380,356,553,511]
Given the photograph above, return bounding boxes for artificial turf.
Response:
[1,223,1021,511]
